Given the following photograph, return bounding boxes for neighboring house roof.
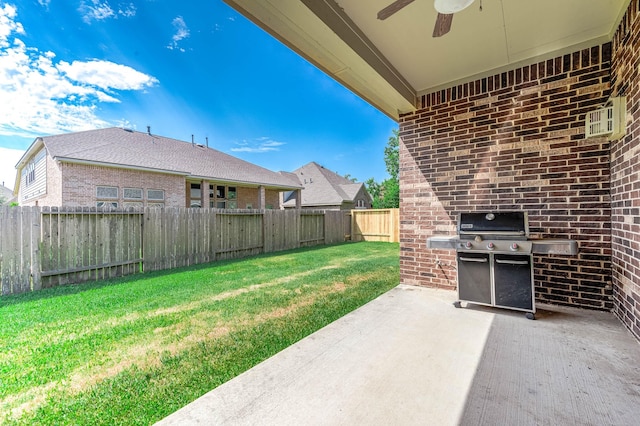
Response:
[283,162,371,207]
[0,184,14,204]
[16,127,302,190]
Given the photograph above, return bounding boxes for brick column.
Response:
[258,185,266,209]
[295,189,302,209]
[200,180,208,208]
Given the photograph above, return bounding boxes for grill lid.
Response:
[458,212,528,236]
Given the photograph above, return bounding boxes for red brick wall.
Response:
[611,0,640,339]
[236,187,280,209]
[59,163,185,207]
[399,44,613,311]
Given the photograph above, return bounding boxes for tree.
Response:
[384,129,399,181]
[364,177,381,200]
[366,128,399,209]
[343,174,358,183]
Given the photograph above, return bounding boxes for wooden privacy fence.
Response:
[0,206,349,296]
[351,209,399,243]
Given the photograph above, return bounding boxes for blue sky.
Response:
[0,0,396,189]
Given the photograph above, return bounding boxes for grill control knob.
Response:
[510,243,519,251]
[487,242,495,250]
[464,241,473,249]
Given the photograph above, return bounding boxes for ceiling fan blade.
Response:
[432,13,453,37]
[377,0,416,20]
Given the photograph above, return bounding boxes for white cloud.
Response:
[0,4,158,138]
[0,4,23,47]
[231,138,285,153]
[58,60,157,91]
[167,16,189,52]
[79,1,114,23]
[79,1,136,23]
[118,3,136,18]
[0,147,25,189]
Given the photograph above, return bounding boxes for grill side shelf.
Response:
[426,236,458,250]
[427,236,578,255]
[531,239,578,255]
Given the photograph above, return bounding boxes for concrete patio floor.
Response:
[157,284,640,425]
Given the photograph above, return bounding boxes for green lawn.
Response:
[0,242,399,425]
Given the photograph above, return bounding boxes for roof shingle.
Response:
[41,127,301,189]
[283,161,369,207]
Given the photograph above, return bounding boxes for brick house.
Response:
[225,0,640,341]
[282,161,372,210]
[15,127,302,209]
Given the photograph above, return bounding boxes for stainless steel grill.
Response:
[427,211,578,319]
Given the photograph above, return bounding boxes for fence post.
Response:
[0,206,6,295]
[262,209,268,254]
[391,208,399,243]
[351,210,359,242]
[30,206,42,291]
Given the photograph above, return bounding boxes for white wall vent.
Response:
[585,97,626,140]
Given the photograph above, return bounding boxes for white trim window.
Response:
[210,185,237,209]
[147,189,165,201]
[97,186,118,209]
[123,187,143,200]
[123,201,143,209]
[97,186,118,199]
[25,162,36,186]
[97,201,118,208]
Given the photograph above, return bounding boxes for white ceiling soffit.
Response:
[225,0,630,120]
[342,0,628,94]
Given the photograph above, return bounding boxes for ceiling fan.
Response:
[377,0,476,37]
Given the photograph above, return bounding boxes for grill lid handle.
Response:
[459,230,526,236]
[459,257,489,263]
[495,258,530,265]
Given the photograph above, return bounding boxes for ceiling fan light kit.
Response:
[377,0,476,37]
[434,0,475,14]
[432,0,476,37]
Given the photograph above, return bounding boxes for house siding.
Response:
[19,148,48,204]
[399,43,613,311]
[354,186,373,209]
[610,0,640,339]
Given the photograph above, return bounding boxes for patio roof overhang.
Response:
[223,0,630,121]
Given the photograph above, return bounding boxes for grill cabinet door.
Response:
[457,252,491,305]
[493,254,533,311]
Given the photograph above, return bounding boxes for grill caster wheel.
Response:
[453,301,462,308]
[526,312,535,320]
